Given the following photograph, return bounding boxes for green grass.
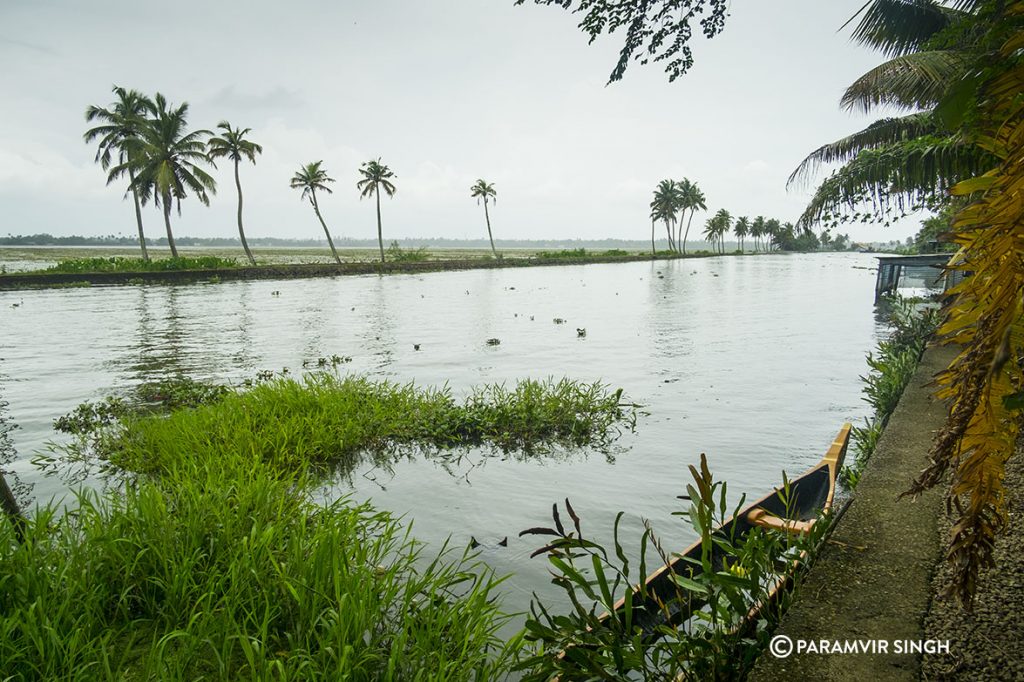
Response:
[59,375,635,480]
[41,256,238,274]
[0,458,521,680]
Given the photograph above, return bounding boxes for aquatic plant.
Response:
[54,375,636,480]
[515,454,828,680]
[0,457,521,679]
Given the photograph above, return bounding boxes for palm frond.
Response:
[788,112,939,188]
[840,50,971,112]
[796,134,991,227]
[843,0,958,58]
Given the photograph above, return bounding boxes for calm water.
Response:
[0,253,884,620]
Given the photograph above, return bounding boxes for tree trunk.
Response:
[375,185,385,264]
[129,166,149,262]
[484,198,497,257]
[651,219,656,256]
[682,211,696,255]
[234,160,256,266]
[311,191,341,264]
[162,197,179,259]
[664,220,674,252]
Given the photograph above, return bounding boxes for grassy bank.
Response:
[40,255,239,274]
[0,248,736,290]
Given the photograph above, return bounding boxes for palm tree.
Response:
[470,179,498,256]
[651,180,679,252]
[289,161,340,265]
[679,182,706,255]
[357,159,397,263]
[84,86,155,261]
[673,178,692,248]
[733,216,750,253]
[750,215,766,253]
[119,94,215,259]
[790,0,993,228]
[207,122,263,266]
[708,208,731,254]
[764,218,782,252]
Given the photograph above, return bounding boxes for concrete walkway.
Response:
[751,344,957,681]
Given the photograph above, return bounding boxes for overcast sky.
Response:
[0,0,921,243]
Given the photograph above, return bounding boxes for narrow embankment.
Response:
[0,253,686,289]
[750,343,957,681]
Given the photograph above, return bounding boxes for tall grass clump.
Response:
[385,241,430,262]
[41,256,237,274]
[61,375,635,479]
[0,457,521,680]
[843,296,940,487]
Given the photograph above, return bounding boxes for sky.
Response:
[0,0,923,243]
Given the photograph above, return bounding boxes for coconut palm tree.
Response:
[705,208,731,254]
[672,178,692,248]
[207,122,263,266]
[750,215,766,252]
[764,218,782,252]
[790,0,994,228]
[357,159,397,263]
[733,216,750,253]
[118,94,215,259]
[651,179,679,252]
[289,161,341,264]
[470,179,499,256]
[679,182,706,255]
[84,86,156,261]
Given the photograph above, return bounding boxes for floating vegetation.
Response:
[486,338,501,346]
[39,256,238,274]
[53,375,637,480]
[576,328,587,338]
[553,318,566,325]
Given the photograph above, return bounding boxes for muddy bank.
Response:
[0,253,694,289]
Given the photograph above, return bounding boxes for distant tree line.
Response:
[648,179,852,255]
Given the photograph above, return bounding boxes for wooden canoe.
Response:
[605,422,851,636]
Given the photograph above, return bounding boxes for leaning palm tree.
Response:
[207,122,263,266]
[679,182,706,255]
[84,86,155,260]
[289,161,340,264]
[357,159,397,263]
[733,216,750,253]
[119,94,215,259]
[470,179,498,256]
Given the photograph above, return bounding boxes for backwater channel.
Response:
[1,252,886,625]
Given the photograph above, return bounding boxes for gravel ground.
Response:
[921,436,1024,681]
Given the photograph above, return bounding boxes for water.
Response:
[0,252,883,621]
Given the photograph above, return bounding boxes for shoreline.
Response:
[0,252,725,289]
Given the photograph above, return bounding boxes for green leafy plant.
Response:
[516,455,828,680]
